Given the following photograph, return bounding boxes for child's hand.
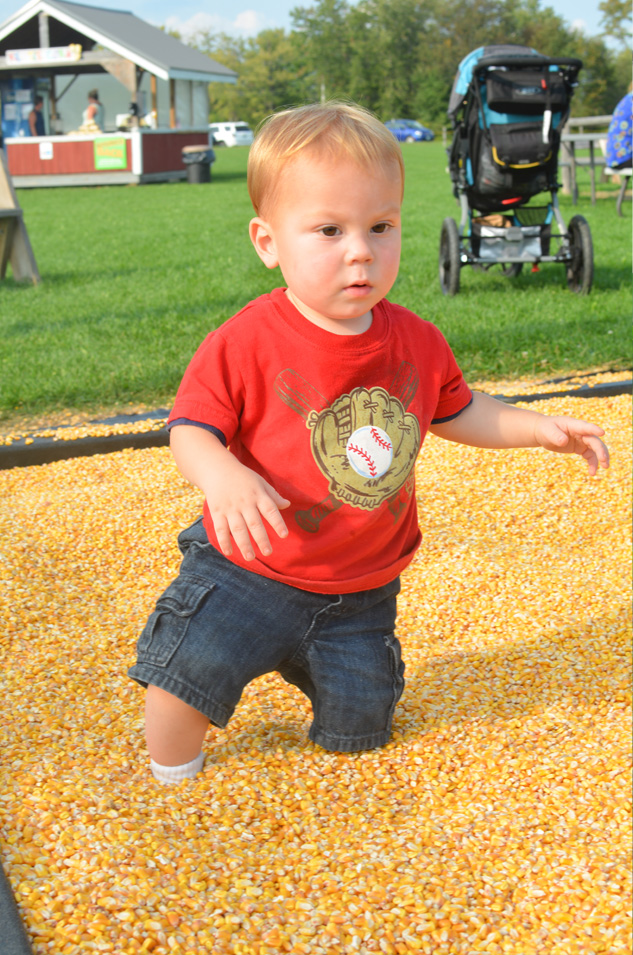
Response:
[533,415,610,476]
[430,393,610,477]
[170,425,290,561]
[205,457,290,561]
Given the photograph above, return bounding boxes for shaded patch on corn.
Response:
[0,394,630,955]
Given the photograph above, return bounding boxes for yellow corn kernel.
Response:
[0,390,629,955]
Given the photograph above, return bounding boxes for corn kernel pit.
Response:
[1,393,631,955]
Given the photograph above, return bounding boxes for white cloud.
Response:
[234,10,267,33]
[163,8,271,39]
[163,12,219,37]
[570,17,588,33]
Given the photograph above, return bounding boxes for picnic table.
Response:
[560,131,606,205]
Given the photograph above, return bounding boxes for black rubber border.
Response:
[1,860,33,955]
[0,409,171,470]
[495,380,632,404]
[0,383,630,471]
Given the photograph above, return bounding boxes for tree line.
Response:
[174,0,631,130]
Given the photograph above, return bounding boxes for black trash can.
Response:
[182,145,215,183]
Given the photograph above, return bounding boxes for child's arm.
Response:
[429,391,609,475]
[170,425,290,561]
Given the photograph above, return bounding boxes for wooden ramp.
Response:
[0,149,40,284]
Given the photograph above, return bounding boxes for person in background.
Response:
[28,95,45,136]
[83,89,105,131]
[605,91,632,169]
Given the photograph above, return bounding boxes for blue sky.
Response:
[158,0,610,43]
[0,0,613,46]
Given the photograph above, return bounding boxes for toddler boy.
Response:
[128,102,609,783]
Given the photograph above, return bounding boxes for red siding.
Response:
[7,132,209,178]
[142,132,209,174]
[7,139,132,175]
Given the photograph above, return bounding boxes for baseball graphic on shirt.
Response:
[309,385,420,510]
[346,426,393,479]
[274,366,421,514]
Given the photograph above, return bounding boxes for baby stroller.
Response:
[440,44,593,296]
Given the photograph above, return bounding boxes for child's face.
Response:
[249,152,402,335]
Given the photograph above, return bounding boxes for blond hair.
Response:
[247,101,404,216]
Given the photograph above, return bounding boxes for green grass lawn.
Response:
[1,142,631,421]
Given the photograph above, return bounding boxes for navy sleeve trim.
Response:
[167,418,227,446]
[431,394,473,425]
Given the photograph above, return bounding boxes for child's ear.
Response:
[249,217,279,269]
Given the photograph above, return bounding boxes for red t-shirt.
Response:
[169,288,472,594]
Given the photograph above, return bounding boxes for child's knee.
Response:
[144,685,209,765]
[145,684,207,726]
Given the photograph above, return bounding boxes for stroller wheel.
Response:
[566,215,593,295]
[439,217,461,296]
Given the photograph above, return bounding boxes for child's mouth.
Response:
[346,281,371,295]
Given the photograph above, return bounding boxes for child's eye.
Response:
[320,226,340,237]
[371,222,391,234]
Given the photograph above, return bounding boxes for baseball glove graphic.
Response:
[309,385,420,509]
[274,363,421,524]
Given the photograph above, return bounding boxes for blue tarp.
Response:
[605,92,632,169]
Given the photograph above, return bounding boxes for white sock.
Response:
[150,751,204,783]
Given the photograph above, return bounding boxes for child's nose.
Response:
[345,233,373,264]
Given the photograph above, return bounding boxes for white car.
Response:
[209,122,254,147]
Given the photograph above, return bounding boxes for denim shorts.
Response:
[128,517,404,752]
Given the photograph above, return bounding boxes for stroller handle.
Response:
[474,54,582,74]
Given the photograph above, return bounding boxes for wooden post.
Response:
[129,67,140,128]
[0,149,40,284]
[0,212,17,278]
[49,74,58,129]
[151,74,158,123]
[169,79,176,129]
[38,11,49,47]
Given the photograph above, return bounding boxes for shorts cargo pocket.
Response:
[136,578,214,667]
[383,632,405,704]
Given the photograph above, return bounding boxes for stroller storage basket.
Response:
[471,217,551,260]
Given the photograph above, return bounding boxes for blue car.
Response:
[385,119,435,142]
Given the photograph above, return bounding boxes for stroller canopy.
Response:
[445,44,583,123]
[448,45,539,119]
[445,43,582,212]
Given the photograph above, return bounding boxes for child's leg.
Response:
[145,684,209,772]
[279,579,403,753]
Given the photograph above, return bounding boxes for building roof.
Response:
[0,0,237,83]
